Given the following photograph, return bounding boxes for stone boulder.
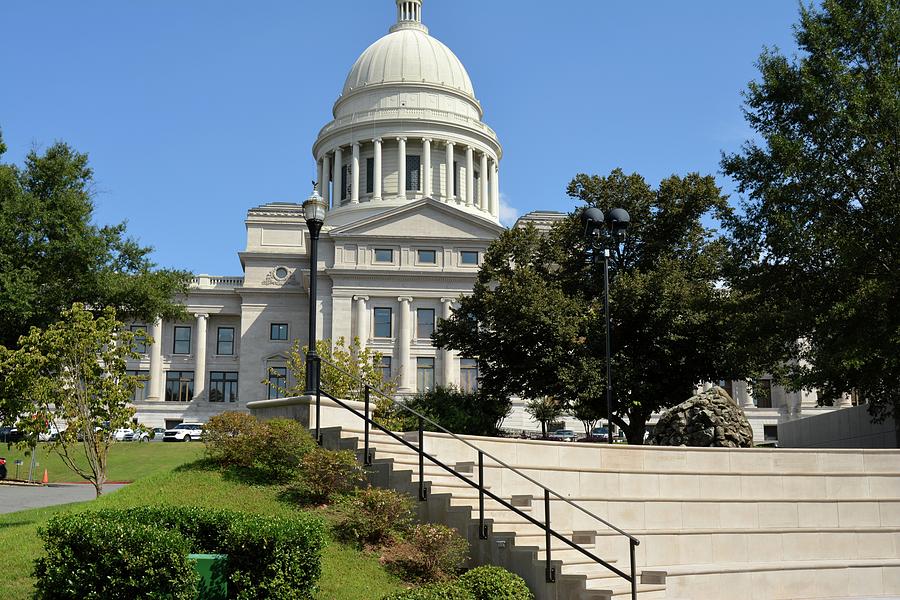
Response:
[648,386,754,448]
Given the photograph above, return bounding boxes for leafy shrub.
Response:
[334,487,416,547]
[254,418,318,482]
[380,582,474,600]
[294,448,366,504]
[204,411,262,468]
[382,524,469,582]
[458,566,534,600]
[34,512,199,599]
[403,386,511,436]
[35,506,327,600]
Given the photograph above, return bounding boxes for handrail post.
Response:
[314,357,322,444]
[544,489,555,583]
[364,385,371,466]
[478,451,487,539]
[418,416,427,501]
[630,539,638,600]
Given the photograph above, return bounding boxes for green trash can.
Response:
[188,553,228,600]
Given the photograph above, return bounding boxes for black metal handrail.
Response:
[313,356,640,599]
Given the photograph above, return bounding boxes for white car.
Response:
[113,428,134,442]
[163,423,205,442]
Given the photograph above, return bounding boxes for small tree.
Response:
[525,397,564,439]
[571,399,604,437]
[405,386,511,437]
[272,337,397,401]
[0,303,143,496]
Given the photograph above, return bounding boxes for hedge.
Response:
[34,506,326,600]
[457,566,534,600]
[381,582,474,600]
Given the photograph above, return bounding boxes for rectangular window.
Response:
[128,370,149,403]
[216,327,234,355]
[416,357,435,392]
[130,325,147,354]
[417,249,437,264]
[165,371,194,402]
[453,161,459,197]
[763,424,778,441]
[378,356,392,382]
[755,379,773,409]
[341,165,349,201]
[270,323,289,341]
[173,326,192,355]
[267,367,287,400]
[374,308,392,338]
[460,251,479,266]
[366,157,375,194]
[374,248,394,263]
[416,308,435,339]
[406,155,421,192]
[460,359,479,394]
[209,371,239,403]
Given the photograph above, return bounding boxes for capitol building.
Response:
[127,0,847,440]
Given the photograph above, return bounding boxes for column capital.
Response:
[352,141,360,149]
[445,140,455,147]
[422,137,433,143]
[353,295,370,302]
[440,297,456,304]
[194,313,209,320]
[396,136,407,142]
[372,137,383,144]
[398,296,413,304]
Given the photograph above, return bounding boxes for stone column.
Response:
[372,138,383,201]
[465,146,474,206]
[353,296,369,351]
[351,142,360,204]
[147,318,163,401]
[479,152,489,211]
[423,138,432,198]
[441,298,455,387]
[733,380,755,409]
[321,153,331,208]
[397,137,407,200]
[317,159,325,202]
[193,314,208,400]
[838,392,853,408]
[333,147,343,204]
[398,297,413,391]
[445,141,455,200]
[491,160,500,218]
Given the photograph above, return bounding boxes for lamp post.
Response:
[581,207,630,444]
[303,186,327,395]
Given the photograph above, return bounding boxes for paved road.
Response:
[0,482,126,513]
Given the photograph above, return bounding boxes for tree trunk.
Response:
[541,421,547,438]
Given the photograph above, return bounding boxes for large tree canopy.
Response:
[0,130,191,348]
[434,169,752,443]
[721,0,900,419]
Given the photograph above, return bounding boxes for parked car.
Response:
[131,429,152,442]
[163,423,205,442]
[150,427,166,441]
[113,428,134,442]
[0,457,6,480]
[548,429,578,442]
[39,423,64,442]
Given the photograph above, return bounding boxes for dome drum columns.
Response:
[316,137,500,220]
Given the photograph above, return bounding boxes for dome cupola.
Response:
[312,0,503,227]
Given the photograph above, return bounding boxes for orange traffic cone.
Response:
[42,469,48,484]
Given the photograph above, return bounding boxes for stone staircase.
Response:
[318,423,900,600]
[319,425,663,600]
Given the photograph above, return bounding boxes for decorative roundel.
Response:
[274,267,289,280]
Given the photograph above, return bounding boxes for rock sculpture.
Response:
[649,386,754,448]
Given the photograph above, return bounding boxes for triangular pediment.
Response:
[327,198,505,241]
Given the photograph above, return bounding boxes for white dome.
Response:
[341,28,476,100]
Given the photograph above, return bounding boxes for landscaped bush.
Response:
[34,512,199,599]
[403,386,511,437]
[204,412,263,468]
[457,566,534,600]
[381,524,469,582]
[380,582,474,600]
[254,418,318,482]
[333,487,416,547]
[294,448,366,504]
[35,506,327,600]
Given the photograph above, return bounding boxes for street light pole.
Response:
[303,186,327,395]
[581,207,630,445]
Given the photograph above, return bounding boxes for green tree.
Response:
[402,385,511,437]
[0,304,143,496]
[0,130,190,350]
[435,169,749,444]
[524,397,564,439]
[721,0,900,421]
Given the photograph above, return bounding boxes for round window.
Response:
[275,267,289,280]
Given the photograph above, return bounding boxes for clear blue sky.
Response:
[0,1,801,276]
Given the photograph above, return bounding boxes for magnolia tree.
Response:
[0,304,143,496]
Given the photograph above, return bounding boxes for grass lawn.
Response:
[1,441,205,483]
[0,450,404,600]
